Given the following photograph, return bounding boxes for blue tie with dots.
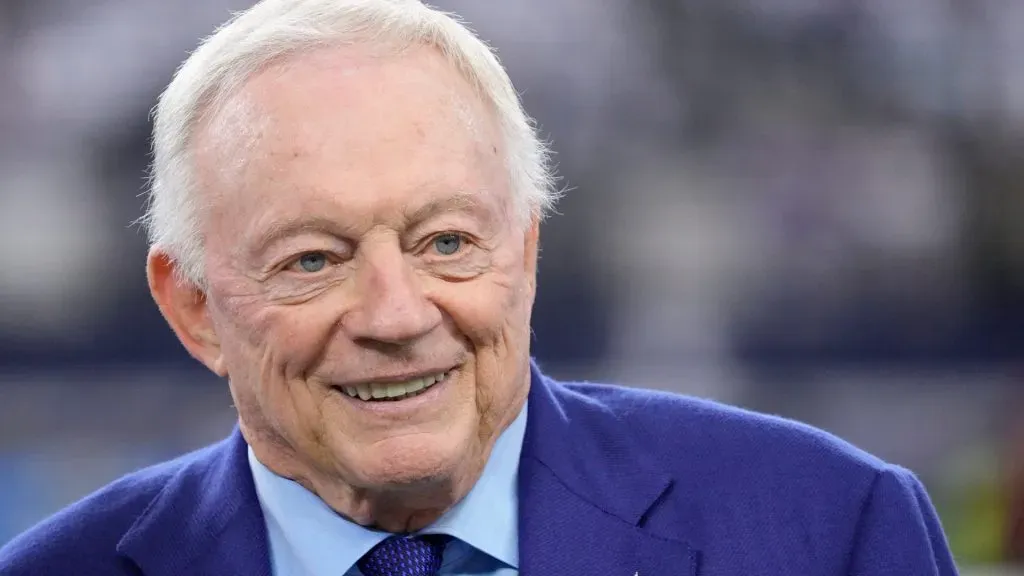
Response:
[357,535,448,576]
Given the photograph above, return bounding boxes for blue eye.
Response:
[296,252,328,273]
[433,233,462,256]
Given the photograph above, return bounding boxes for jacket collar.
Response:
[518,361,700,575]
[116,430,271,576]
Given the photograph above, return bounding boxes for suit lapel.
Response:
[518,364,700,575]
[116,429,272,576]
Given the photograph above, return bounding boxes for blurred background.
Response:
[1,0,1023,571]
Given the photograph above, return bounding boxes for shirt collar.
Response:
[248,402,527,574]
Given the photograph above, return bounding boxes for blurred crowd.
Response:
[1,0,1024,566]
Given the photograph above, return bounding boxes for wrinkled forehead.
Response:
[191,44,507,208]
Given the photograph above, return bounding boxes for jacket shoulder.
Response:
[554,380,908,570]
[559,380,888,484]
[0,440,226,576]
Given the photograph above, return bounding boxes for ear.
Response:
[147,249,228,377]
[523,215,540,297]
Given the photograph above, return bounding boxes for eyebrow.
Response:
[403,190,493,225]
[249,215,352,257]
[248,191,494,255]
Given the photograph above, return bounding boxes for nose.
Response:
[343,241,442,346]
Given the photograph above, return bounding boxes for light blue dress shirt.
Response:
[248,404,526,576]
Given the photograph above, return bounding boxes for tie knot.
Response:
[357,535,448,576]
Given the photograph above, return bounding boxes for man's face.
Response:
[187,45,537,499]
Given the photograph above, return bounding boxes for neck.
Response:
[241,421,491,533]
[304,469,481,532]
[304,458,488,532]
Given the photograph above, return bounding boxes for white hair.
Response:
[143,0,558,287]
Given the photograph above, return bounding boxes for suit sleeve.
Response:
[846,466,959,575]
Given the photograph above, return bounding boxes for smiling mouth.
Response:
[335,370,452,402]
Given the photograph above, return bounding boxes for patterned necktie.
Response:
[357,535,448,576]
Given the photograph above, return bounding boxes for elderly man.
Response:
[0,1,958,575]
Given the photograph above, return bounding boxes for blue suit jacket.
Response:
[0,366,958,575]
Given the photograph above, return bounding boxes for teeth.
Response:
[341,371,449,402]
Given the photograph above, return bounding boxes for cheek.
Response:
[212,292,341,375]
[260,305,343,373]
[433,276,526,344]
[438,235,530,333]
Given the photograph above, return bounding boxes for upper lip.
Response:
[333,366,458,388]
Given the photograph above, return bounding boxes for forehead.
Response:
[193,44,508,234]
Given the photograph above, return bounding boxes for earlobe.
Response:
[147,250,228,377]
